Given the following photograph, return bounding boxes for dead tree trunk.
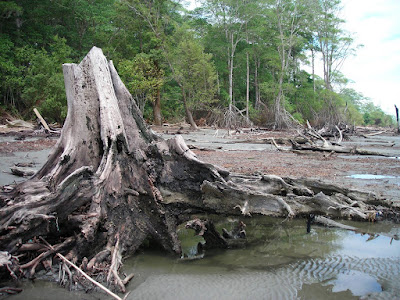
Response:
[0,47,229,291]
[0,47,397,292]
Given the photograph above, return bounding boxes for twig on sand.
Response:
[39,237,124,300]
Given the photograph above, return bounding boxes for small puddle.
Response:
[348,174,397,180]
[329,270,382,296]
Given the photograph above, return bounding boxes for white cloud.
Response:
[340,0,400,115]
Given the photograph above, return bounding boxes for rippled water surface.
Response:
[123,217,400,300]
[10,217,400,300]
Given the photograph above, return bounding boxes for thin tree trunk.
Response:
[254,57,260,109]
[229,43,234,111]
[181,86,198,130]
[311,48,316,92]
[246,51,250,122]
[216,71,220,95]
[153,88,162,126]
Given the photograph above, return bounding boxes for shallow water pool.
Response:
[9,216,400,300]
[123,216,400,300]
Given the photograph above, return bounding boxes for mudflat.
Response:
[1,126,399,206]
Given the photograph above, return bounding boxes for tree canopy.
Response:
[0,0,394,128]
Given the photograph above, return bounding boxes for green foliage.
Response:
[0,0,393,128]
[0,34,20,107]
[339,88,366,125]
[118,53,164,112]
[169,27,218,111]
[22,36,72,123]
[362,102,394,127]
[161,84,184,122]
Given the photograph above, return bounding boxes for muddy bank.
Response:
[1,127,399,206]
[1,126,400,299]
[157,127,400,205]
[0,137,57,186]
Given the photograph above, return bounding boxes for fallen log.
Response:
[289,139,392,157]
[10,166,36,177]
[361,130,387,138]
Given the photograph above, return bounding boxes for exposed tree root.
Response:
[185,219,247,249]
[0,286,22,295]
[0,47,398,294]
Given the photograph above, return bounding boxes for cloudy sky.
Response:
[340,0,400,115]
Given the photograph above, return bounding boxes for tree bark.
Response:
[181,86,198,130]
[246,51,250,122]
[0,47,397,291]
[153,87,162,126]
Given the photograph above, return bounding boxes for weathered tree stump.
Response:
[0,47,398,292]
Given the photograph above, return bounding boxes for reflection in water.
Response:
[9,216,400,300]
[125,217,400,300]
[329,271,382,296]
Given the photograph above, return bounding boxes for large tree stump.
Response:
[0,47,397,292]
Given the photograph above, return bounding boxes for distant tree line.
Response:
[0,0,394,128]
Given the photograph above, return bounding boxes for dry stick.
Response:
[39,237,123,300]
[271,138,283,151]
[362,130,387,137]
[107,234,126,293]
[122,273,135,286]
[33,108,51,132]
[335,125,343,144]
[306,120,330,147]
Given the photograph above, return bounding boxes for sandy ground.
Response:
[1,125,399,205]
[158,126,400,205]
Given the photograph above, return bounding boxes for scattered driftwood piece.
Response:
[15,162,36,168]
[289,139,392,157]
[0,287,22,295]
[230,137,307,145]
[335,125,343,144]
[361,130,387,138]
[306,120,330,148]
[33,108,61,134]
[5,119,34,129]
[33,108,51,132]
[10,166,36,177]
[297,122,393,157]
[270,138,293,152]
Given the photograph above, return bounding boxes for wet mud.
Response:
[1,127,399,299]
